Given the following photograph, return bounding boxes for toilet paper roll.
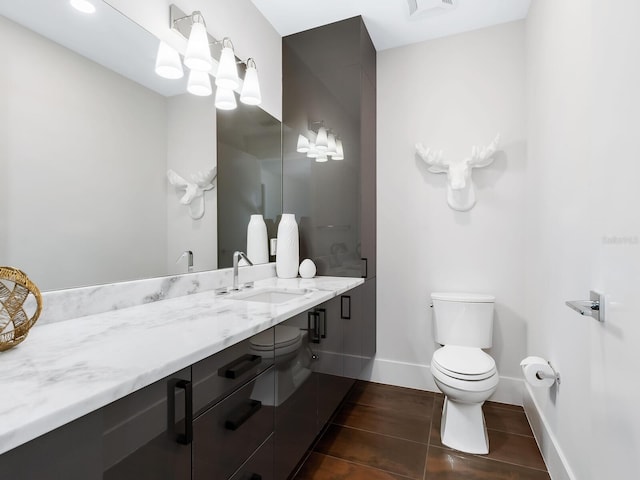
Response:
[520,356,556,388]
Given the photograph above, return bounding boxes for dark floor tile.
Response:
[295,452,413,480]
[484,404,533,437]
[482,430,547,471]
[485,400,525,412]
[346,381,435,418]
[314,424,428,479]
[333,401,432,444]
[425,446,551,480]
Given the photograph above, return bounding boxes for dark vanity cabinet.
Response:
[0,331,275,480]
[275,284,373,479]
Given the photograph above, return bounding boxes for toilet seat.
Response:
[250,325,302,357]
[432,346,496,381]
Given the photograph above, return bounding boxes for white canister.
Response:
[276,214,299,278]
[247,214,269,264]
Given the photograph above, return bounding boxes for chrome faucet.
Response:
[232,251,253,291]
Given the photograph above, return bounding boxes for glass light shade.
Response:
[184,20,212,72]
[240,62,262,105]
[70,0,96,14]
[154,41,184,79]
[296,134,310,153]
[315,126,328,151]
[327,133,337,155]
[307,143,318,158]
[187,70,212,96]
[315,154,328,163]
[216,46,240,90]
[332,139,344,160]
[215,86,237,110]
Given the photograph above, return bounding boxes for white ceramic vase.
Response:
[276,214,299,278]
[247,214,269,264]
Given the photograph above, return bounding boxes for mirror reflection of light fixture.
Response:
[155,5,262,109]
[299,123,345,162]
[215,86,237,110]
[70,0,96,14]
[327,133,337,156]
[240,58,262,105]
[332,139,344,160]
[155,41,184,79]
[315,125,328,151]
[296,134,310,153]
[216,38,240,90]
[184,12,212,72]
[187,69,212,96]
[307,143,319,158]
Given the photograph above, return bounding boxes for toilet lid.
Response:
[432,346,496,380]
[250,325,301,351]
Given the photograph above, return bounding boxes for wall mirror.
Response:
[0,0,282,291]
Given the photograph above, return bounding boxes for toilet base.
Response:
[440,397,489,454]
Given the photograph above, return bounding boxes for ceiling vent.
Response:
[407,0,458,17]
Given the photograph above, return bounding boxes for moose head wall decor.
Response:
[416,134,501,211]
[167,167,217,219]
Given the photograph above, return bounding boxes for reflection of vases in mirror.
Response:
[263,218,277,262]
[276,214,299,278]
[247,214,269,264]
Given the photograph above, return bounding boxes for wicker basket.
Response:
[0,267,42,352]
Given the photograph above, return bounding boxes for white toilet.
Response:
[249,325,312,406]
[430,292,499,454]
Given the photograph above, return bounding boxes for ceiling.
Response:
[251,0,531,51]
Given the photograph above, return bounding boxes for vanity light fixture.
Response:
[296,134,310,153]
[240,58,262,106]
[215,86,237,110]
[184,12,213,72]
[70,0,96,14]
[315,153,329,163]
[155,5,262,109]
[155,41,184,79]
[187,69,212,96]
[216,38,240,90]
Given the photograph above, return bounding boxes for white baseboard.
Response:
[523,384,576,480]
[360,357,524,406]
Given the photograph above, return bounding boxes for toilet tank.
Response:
[431,292,495,348]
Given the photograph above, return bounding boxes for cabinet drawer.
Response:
[193,328,274,416]
[193,368,275,480]
[229,434,274,480]
[102,367,191,478]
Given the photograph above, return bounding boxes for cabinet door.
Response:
[103,367,192,480]
[362,278,377,361]
[314,296,353,427]
[274,311,318,480]
[229,434,274,480]
[341,284,364,379]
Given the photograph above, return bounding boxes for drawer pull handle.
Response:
[225,399,262,431]
[341,295,351,319]
[248,474,262,480]
[218,354,262,379]
[171,379,193,445]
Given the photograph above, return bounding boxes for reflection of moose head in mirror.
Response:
[167,167,217,219]
[416,134,500,211]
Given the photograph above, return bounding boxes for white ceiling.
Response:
[251,0,531,50]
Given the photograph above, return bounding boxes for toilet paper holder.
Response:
[533,362,561,385]
[565,290,604,322]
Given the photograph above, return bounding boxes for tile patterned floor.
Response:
[294,381,550,480]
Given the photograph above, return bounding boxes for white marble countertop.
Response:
[0,276,364,455]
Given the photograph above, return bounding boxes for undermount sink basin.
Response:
[229,287,310,304]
